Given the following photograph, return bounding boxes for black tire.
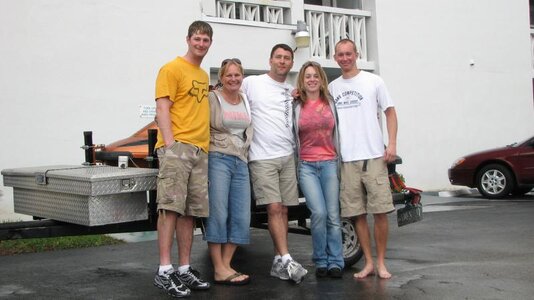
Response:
[511,187,533,196]
[341,218,362,267]
[476,164,514,199]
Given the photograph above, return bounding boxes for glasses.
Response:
[221,58,242,67]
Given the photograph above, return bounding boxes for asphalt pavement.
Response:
[1,192,533,299]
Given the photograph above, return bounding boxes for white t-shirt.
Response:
[242,74,295,161]
[328,71,394,162]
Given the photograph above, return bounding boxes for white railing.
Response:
[210,1,372,62]
[304,4,371,60]
[216,0,290,25]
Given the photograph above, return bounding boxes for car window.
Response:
[518,136,534,147]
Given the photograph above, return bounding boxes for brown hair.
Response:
[188,20,213,40]
[270,43,294,60]
[296,61,331,104]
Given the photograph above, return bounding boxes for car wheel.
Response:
[341,218,362,267]
[476,164,514,199]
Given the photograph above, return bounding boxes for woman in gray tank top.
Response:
[204,58,253,285]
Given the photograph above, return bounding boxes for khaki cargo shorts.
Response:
[156,141,209,217]
[340,157,394,217]
[249,154,299,207]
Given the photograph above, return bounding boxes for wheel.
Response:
[341,218,362,267]
[476,164,514,199]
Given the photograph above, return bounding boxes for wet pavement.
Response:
[1,193,533,299]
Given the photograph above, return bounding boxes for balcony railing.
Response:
[210,1,371,62]
[216,0,290,24]
[304,4,370,61]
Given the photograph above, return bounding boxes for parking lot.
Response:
[1,192,533,299]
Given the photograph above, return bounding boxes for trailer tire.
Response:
[342,217,362,267]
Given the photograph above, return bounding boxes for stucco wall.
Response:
[373,0,534,189]
[0,0,207,220]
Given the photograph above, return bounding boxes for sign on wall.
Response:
[139,105,156,118]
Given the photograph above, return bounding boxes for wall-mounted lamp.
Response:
[292,20,310,50]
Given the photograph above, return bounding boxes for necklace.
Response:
[222,91,241,105]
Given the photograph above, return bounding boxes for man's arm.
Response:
[384,107,398,163]
[155,97,175,148]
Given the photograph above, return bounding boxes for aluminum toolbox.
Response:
[1,165,158,226]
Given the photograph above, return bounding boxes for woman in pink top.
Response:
[293,61,344,278]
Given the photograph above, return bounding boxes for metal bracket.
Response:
[121,178,136,190]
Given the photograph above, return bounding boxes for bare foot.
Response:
[228,267,249,280]
[214,270,233,282]
[353,264,374,279]
[214,272,249,284]
[233,272,249,281]
[376,264,391,279]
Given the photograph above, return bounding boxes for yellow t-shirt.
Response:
[155,57,210,152]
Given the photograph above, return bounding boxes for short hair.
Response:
[296,61,331,104]
[334,38,358,55]
[270,43,294,60]
[188,20,213,40]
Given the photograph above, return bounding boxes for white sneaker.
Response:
[284,259,308,284]
[270,258,290,280]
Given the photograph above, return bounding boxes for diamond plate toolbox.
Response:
[1,165,158,226]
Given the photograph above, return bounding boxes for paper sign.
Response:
[139,105,156,118]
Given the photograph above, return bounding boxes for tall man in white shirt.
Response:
[329,39,398,279]
[241,43,308,284]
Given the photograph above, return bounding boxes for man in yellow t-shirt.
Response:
[152,20,212,298]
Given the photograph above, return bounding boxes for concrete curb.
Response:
[438,188,479,197]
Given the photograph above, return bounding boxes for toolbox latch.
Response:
[34,167,89,186]
[35,173,48,185]
[121,178,136,190]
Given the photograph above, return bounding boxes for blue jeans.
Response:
[298,159,344,269]
[205,152,251,244]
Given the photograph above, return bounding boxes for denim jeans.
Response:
[298,159,344,269]
[205,152,251,244]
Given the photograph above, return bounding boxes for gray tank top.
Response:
[219,96,251,149]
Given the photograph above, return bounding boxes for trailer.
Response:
[1,129,422,267]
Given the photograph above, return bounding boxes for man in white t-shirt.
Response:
[329,39,398,279]
[241,43,308,284]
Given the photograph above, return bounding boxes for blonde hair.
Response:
[296,61,331,104]
[218,58,243,80]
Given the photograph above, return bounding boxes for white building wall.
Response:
[0,0,533,220]
[372,0,534,189]
[0,0,208,220]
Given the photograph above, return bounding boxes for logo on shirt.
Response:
[283,88,292,128]
[189,80,209,103]
[334,90,363,109]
